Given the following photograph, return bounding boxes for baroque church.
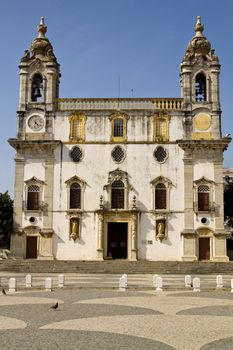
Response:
[9,17,231,261]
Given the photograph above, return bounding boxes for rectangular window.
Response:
[70,189,81,209]
[155,191,166,209]
[113,119,124,137]
[111,189,124,209]
[198,193,209,211]
[27,192,39,210]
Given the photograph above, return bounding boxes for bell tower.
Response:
[17,17,60,140]
[180,16,220,115]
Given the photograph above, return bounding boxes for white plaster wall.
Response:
[24,159,45,182]
[193,161,214,181]
[53,112,185,143]
[138,213,183,260]
[53,212,97,260]
[52,140,185,260]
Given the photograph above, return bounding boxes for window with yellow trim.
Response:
[69,113,86,142]
[153,113,170,142]
[109,113,128,142]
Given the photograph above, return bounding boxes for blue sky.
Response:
[0,0,232,195]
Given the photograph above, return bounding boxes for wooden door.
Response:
[199,238,210,260]
[107,223,128,259]
[26,236,37,259]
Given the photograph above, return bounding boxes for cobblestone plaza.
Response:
[1,274,233,349]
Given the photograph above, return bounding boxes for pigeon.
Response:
[50,302,58,310]
[2,288,6,295]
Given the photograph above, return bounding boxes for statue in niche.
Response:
[156,220,166,241]
[70,218,79,241]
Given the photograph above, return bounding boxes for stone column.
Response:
[131,213,137,261]
[39,157,54,259]
[11,155,25,257]
[97,212,104,260]
[213,156,229,261]
[182,151,197,261]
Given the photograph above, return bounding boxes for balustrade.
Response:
[57,98,183,111]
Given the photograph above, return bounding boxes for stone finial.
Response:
[194,16,204,37]
[37,17,47,38]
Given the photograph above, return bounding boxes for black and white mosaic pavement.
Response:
[0,289,233,349]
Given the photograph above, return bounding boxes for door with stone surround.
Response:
[199,237,210,260]
[107,222,128,259]
[26,236,37,259]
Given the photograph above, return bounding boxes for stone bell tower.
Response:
[179,17,231,261]
[9,18,61,259]
[180,16,220,116]
[17,17,60,140]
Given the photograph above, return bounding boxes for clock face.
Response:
[28,115,44,131]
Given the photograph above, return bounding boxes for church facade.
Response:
[9,17,231,261]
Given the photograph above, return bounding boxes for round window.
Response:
[70,146,83,163]
[153,146,168,163]
[111,146,125,163]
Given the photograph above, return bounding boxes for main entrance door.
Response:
[199,237,210,260]
[107,223,128,259]
[26,236,37,259]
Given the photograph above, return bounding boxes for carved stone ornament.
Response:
[182,16,219,64]
[155,218,166,242]
[70,218,80,241]
[20,17,58,64]
[40,229,53,238]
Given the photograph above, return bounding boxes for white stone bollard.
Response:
[45,277,53,292]
[153,274,159,288]
[216,275,223,289]
[9,278,16,293]
[193,277,200,292]
[185,275,192,288]
[231,279,233,293]
[26,274,32,288]
[119,275,127,291]
[156,277,163,292]
[58,274,65,287]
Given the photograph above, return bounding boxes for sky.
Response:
[0,0,232,196]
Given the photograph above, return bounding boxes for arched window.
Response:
[111,180,124,209]
[155,183,166,209]
[70,183,81,209]
[27,185,40,210]
[198,185,210,211]
[31,74,43,102]
[195,73,206,102]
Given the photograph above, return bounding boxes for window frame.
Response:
[65,176,86,212]
[104,169,132,210]
[151,176,172,212]
[69,113,86,143]
[109,112,129,143]
[152,112,170,142]
[193,178,215,213]
[24,177,45,212]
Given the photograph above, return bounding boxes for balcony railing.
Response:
[57,98,183,111]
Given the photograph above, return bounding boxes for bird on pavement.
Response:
[50,302,58,310]
[2,288,6,295]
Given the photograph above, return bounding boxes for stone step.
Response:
[0,260,233,274]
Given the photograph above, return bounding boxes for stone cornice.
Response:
[177,137,231,151]
[8,139,61,152]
